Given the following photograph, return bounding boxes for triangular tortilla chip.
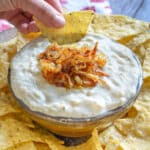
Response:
[34,11,94,44]
[120,32,150,64]
[92,14,150,41]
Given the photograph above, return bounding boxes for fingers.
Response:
[0,9,19,20]
[9,13,30,33]
[27,21,39,33]
[19,0,65,28]
[46,0,63,13]
[7,12,39,33]
[17,21,39,33]
[0,0,18,11]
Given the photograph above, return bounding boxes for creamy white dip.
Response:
[10,33,141,118]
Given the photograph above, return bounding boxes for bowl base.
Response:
[54,133,90,146]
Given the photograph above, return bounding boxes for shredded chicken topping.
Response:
[38,43,108,88]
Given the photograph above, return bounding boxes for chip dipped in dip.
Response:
[9,33,142,118]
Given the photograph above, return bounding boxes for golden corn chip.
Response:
[23,32,41,40]
[122,32,150,64]
[142,42,150,78]
[0,51,9,89]
[0,118,45,149]
[92,14,149,41]
[34,142,50,150]
[34,11,94,44]
[99,123,150,150]
[118,35,135,45]
[114,78,150,137]
[125,32,150,50]
[0,92,20,118]
[98,78,150,150]
[127,106,138,118]
[99,126,123,149]
[0,36,18,90]
[7,142,37,150]
[117,32,150,64]
[0,35,17,61]
[16,32,32,51]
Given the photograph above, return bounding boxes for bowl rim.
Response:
[8,35,143,125]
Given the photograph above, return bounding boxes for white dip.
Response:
[10,33,142,118]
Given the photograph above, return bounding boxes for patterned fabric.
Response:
[0,19,14,32]
[0,0,111,32]
[60,0,112,14]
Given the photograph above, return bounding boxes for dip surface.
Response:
[10,34,141,118]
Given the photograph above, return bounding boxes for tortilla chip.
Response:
[124,32,150,50]
[0,92,20,117]
[34,142,50,150]
[0,118,43,149]
[117,32,150,64]
[7,142,37,150]
[99,123,150,150]
[142,42,150,78]
[98,78,150,149]
[92,14,149,41]
[34,11,94,44]
[122,32,150,64]
[0,36,18,90]
[16,32,32,51]
[0,117,61,149]
[0,91,35,128]
[0,37,18,63]
[23,32,41,40]
[0,51,9,89]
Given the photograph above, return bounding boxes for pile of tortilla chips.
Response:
[0,11,150,149]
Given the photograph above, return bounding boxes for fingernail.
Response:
[53,14,65,28]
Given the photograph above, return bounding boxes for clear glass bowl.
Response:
[8,36,143,137]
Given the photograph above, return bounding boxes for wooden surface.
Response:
[109,0,150,22]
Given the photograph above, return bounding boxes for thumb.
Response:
[0,0,65,28]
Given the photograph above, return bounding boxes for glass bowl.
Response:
[8,36,143,137]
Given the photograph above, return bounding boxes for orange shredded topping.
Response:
[38,42,109,88]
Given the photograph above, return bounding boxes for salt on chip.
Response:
[92,14,149,41]
[34,11,94,44]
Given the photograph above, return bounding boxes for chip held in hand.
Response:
[34,11,94,44]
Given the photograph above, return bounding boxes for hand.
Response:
[0,0,65,33]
